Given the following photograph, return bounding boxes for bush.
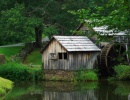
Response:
[74,67,98,81]
[114,65,130,80]
[0,62,43,81]
[0,77,13,96]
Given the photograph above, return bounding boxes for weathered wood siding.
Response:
[42,39,68,70]
[42,38,99,70]
[68,52,98,70]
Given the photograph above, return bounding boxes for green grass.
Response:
[0,46,41,65]
[0,77,13,96]
[23,48,42,65]
[0,46,23,58]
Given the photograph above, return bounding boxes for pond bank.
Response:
[43,69,74,81]
[43,69,98,81]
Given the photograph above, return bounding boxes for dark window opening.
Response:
[58,53,62,59]
[64,53,67,59]
[58,53,68,59]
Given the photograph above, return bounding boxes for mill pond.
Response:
[3,81,130,100]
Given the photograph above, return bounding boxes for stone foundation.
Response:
[43,69,75,81]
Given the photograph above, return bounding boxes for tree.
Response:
[71,0,130,64]
[0,4,28,45]
[0,0,106,47]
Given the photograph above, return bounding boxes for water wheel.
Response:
[99,43,126,76]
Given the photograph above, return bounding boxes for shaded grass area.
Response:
[23,48,42,65]
[0,46,23,59]
[0,77,13,97]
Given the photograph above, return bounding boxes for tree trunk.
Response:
[35,26,42,48]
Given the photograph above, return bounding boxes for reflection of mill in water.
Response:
[42,82,98,100]
[6,81,130,100]
[43,90,97,100]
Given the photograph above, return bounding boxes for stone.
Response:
[0,54,6,64]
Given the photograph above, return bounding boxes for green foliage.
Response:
[0,3,42,45]
[107,77,116,81]
[1,0,101,45]
[43,25,59,39]
[114,65,130,80]
[74,68,98,81]
[0,77,13,96]
[0,4,27,44]
[0,62,43,81]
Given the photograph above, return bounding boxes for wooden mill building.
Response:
[41,36,101,70]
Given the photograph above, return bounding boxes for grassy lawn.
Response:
[0,46,41,65]
[0,46,23,58]
[0,77,13,96]
[23,48,42,65]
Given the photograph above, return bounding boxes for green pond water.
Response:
[3,81,130,100]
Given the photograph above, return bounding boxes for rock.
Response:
[0,54,6,64]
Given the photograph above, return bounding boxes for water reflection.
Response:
[44,90,97,100]
[113,81,130,96]
[3,81,130,100]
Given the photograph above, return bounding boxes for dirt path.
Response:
[0,43,24,47]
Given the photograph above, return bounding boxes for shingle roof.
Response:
[93,26,127,36]
[54,36,101,52]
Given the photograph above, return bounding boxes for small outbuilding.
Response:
[41,36,101,70]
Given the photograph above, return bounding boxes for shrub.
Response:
[0,62,43,81]
[74,67,98,81]
[114,65,130,80]
[0,77,13,96]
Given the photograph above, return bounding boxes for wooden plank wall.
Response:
[68,52,99,70]
[42,38,99,70]
[42,39,68,70]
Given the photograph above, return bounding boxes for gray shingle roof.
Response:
[93,26,127,36]
[54,36,101,52]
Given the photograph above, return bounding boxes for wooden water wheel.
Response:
[99,43,126,76]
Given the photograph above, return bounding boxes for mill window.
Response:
[58,53,67,59]
[64,53,67,59]
[58,53,62,59]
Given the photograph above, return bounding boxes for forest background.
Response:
[0,0,129,47]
